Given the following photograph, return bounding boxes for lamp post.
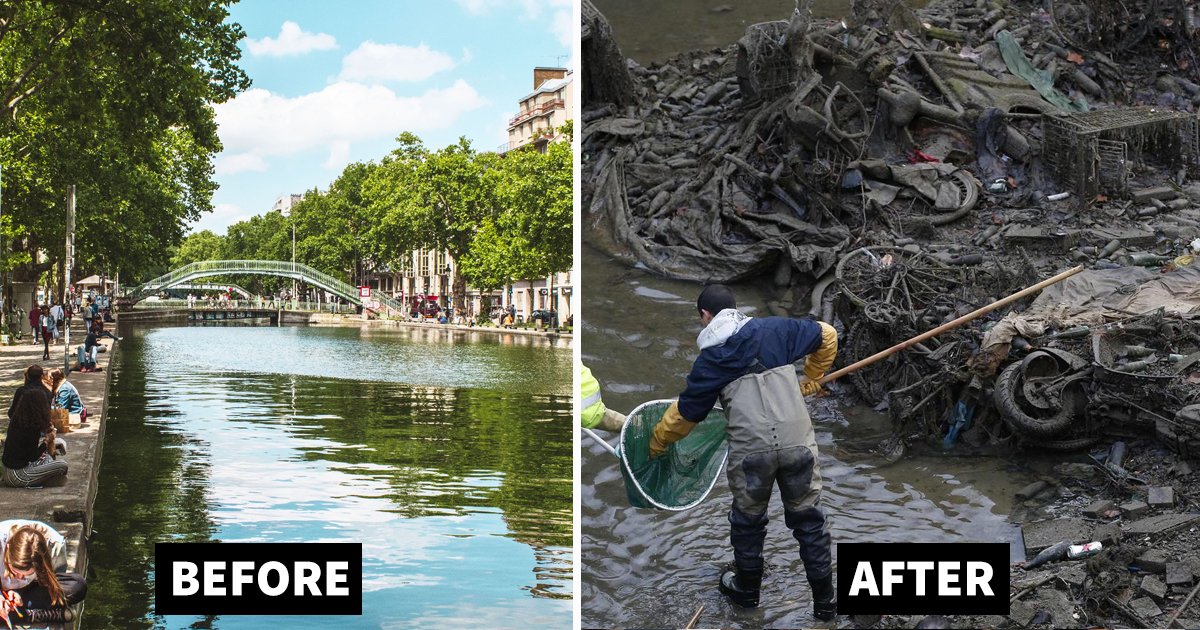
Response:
[442,264,451,311]
[291,222,297,307]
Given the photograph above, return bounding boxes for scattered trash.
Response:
[1067,542,1103,560]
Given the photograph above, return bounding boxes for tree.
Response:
[367,134,499,313]
[450,131,572,302]
[170,230,225,269]
[0,0,249,288]
[294,162,380,287]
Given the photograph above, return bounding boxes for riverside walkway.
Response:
[0,317,117,588]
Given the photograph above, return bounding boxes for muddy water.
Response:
[592,0,927,65]
[581,246,1034,628]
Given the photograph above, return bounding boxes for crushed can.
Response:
[1067,542,1103,560]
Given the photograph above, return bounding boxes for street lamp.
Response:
[291,221,297,305]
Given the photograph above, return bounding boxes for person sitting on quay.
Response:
[79,317,117,373]
[1,377,67,488]
[8,366,50,422]
[0,520,87,624]
[49,370,86,425]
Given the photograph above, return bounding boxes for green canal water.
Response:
[86,323,573,629]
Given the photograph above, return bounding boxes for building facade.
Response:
[272,193,304,216]
[505,67,573,153]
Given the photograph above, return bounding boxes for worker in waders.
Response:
[580,364,627,432]
[649,284,838,620]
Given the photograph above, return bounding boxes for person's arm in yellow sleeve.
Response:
[649,401,697,458]
[800,321,837,396]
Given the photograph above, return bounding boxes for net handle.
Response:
[583,427,618,457]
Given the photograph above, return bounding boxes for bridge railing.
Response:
[131,299,358,314]
[128,260,405,315]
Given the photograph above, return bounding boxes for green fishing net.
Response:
[618,399,729,510]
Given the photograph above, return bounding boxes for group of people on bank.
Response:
[30,298,117,371]
[0,364,90,623]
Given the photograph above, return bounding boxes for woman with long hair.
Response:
[1,383,67,488]
[0,521,86,624]
[7,366,50,422]
[48,371,86,425]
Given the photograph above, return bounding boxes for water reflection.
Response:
[88,324,572,628]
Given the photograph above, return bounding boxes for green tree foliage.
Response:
[170,230,225,269]
[365,132,572,311]
[465,136,572,286]
[165,129,573,309]
[0,0,249,286]
[293,162,380,287]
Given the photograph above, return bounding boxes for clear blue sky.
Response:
[195,0,573,234]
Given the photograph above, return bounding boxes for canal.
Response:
[85,323,573,628]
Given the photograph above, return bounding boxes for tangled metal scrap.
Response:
[583,0,1200,453]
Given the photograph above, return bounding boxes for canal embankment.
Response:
[0,318,118,584]
[121,308,574,341]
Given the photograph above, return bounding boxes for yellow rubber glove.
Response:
[649,401,696,458]
[600,409,627,432]
[801,321,838,395]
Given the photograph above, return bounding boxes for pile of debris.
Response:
[582,0,1200,458]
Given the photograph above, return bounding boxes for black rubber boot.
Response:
[810,573,836,621]
[719,568,762,608]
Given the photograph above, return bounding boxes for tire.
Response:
[993,362,1080,437]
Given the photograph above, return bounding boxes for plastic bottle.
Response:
[1068,542,1103,560]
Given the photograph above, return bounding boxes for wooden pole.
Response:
[819,265,1085,386]
[1167,579,1200,628]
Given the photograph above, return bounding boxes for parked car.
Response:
[530,309,558,327]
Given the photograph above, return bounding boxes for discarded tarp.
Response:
[995,30,1087,112]
[585,150,851,283]
[972,266,1200,373]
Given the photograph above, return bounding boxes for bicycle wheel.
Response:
[835,246,959,311]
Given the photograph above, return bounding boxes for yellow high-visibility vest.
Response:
[580,365,606,428]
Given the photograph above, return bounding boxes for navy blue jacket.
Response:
[678,317,823,422]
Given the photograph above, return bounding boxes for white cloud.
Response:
[215,153,268,175]
[454,0,574,52]
[246,21,337,57]
[323,141,351,169]
[550,7,572,49]
[214,80,488,165]
[338,42,456,83]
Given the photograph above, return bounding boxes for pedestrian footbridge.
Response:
[125,260,402,313]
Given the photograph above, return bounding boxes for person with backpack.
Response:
[49,303,64,343]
